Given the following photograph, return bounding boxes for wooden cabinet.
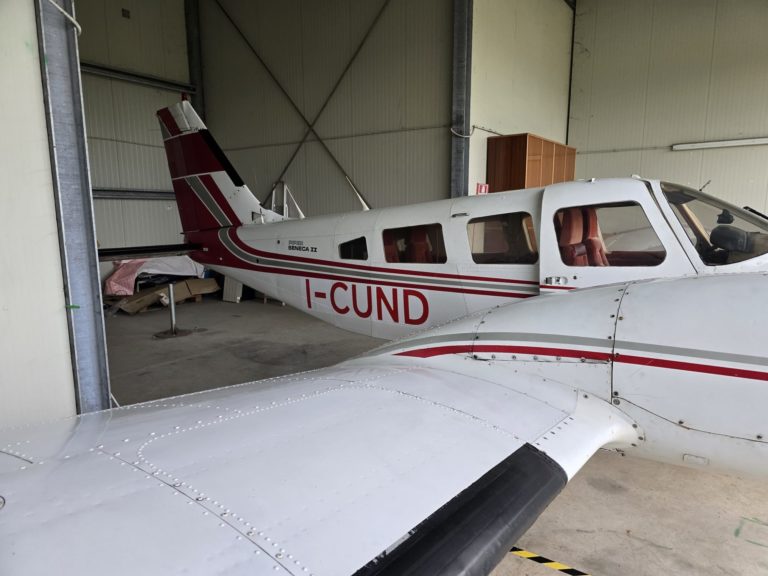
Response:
[486,133,576,192]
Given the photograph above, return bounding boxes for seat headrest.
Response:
[559,208,584,247]
[583,207,601,239]
[711,225,752,252]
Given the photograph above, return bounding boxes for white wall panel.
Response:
[571,0,768,209]
[576,151,642,182]
[94,199,182,248]
[79,0,187,247]
[78,0,189,82]
[642,2,715,147]
[635,149,704,189]
[81,74,117,140]
[0,1,76,425]
[113,142,173,190]
[227,145,302,201]
[299,140,359,215]
[201,0,452,213]
[199,1,310,150]
[78,1,189,249]
[121,200,184,245]
[87,139,121,189]
[83,75,181,194]
[468,0,573,191]
[696,147,768,211]
[93,199,128,248]
[405,128,453,204]
[576,1,653,152]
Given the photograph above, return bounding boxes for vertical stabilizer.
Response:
[157,101,283,234]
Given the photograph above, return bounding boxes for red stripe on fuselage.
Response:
[184,228,535,298]
[615,354,768,382]
[396,344,611,361]
[226,228,539,287]
[216,260,532,299]
[394,343,768,382]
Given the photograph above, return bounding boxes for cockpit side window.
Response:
[661,182,768,265]
[555,202,666,267]
[466,212,538,264]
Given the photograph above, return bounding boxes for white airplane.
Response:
[157,102,768,339]
[1,272,766,574]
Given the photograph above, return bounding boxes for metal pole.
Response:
[168,284,177,335]
[36,0,111,412]
[450,0,473,198]
[185,0,205,117]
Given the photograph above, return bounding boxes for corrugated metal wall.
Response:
[200,0,452,215]
[468,0,573,191]
[78,0,186,249]
[570,0,768,210]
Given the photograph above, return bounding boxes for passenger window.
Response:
[339,236,368,260]
[382,224,447,263]
[555,202,665,267]
[467,212,538,264]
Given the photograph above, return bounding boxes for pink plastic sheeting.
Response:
[104,256,205,296]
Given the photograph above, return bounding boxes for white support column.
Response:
[0,1,78,425]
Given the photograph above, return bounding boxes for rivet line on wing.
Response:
[131,388,353,576]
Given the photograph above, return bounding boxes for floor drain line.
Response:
[510,547,590,575]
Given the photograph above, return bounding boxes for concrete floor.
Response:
[106,298,768,575]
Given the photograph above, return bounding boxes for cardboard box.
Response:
[116,278,220,315]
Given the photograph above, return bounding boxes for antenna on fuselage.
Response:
[347,176,371,211]
[270,181,306,220]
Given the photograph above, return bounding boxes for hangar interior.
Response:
[3,1,768,575]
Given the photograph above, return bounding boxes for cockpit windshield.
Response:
[661,182,768,265]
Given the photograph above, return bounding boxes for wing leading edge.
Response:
[0,361,635,575]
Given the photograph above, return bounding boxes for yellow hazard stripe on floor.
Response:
[510,547,590,576]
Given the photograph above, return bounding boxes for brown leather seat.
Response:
[406,227,432,263]
[558,208,588,266]
[583,207,610,266]
[383,230,399,262]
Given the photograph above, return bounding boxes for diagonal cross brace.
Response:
[215,0,392,209]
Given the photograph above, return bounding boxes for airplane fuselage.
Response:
[187,179,768,339]
[157,103,768,340]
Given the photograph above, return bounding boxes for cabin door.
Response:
[539,179,697,294]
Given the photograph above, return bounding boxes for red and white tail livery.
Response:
[157,101,285,232]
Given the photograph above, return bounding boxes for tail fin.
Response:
[157,101,282,233]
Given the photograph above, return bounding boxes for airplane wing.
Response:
[0,361,635,576]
